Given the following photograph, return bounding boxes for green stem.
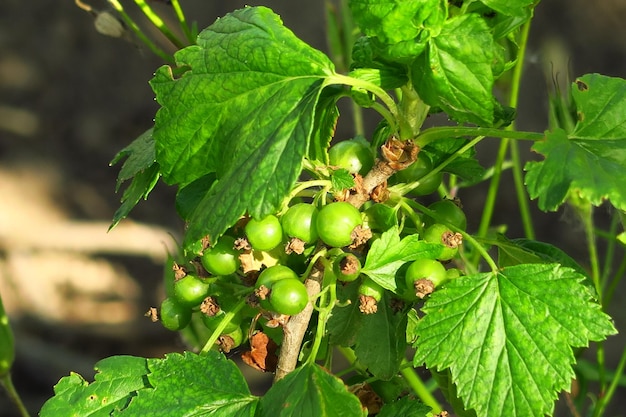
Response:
[306,283,337,365]
[0,373,30,417]
[399,360,442,413]
[338,0,364,135]
[476,135,508,241]
[326,74,399,126]
[416,126,543,147]
[600,214,621,295]
[107,0,175,64]
[169,0,194,44]
[577,201,607,395]
[407,200,499,272]
[132,0,185,49]
[603,256,626,308]
[391,136,485,197]
[199,299,247,355]
[593,345,626,417]
[507,21,535,240]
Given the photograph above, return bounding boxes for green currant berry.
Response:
[316,202,363,247]
[245,215,283,251]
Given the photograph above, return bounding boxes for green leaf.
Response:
[258,363,365,416]
[349,0,446,44]
[349,0,447,62]
[39,356,150,417]
[411,14,496,126]
[570,74,626,139]
[327,281,363,347]
[348,67,408,91]
[111,129,156,188]
[308,87,341,164]
[525,74,626,212]
[354,293,408,380]
[150,7,335,244]
[413,263,617,417]
[479,0,537,17]
[331,168,356,191]
[109,165,160,230]
[362,226,442,292]
[495,235,587,277]
[121,351,258,416]
[175,173,216,221]
[423,139,485,182]
[377,396,431,417]
[109,129,160,229]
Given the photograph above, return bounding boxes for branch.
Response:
[273,266,323,382]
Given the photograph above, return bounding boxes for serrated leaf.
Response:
[377,396,431,417]
[525,130,626,212]
[109,164,160,230]
[411,14,496,126]
[150,7,335,244]
[423,139,485,182]
[39,356,150,417]
[110,128,156,189]
[258,363,366,416]
[413,263,616,417]
[525,74,626,212]
[354,294,408,380]
[362,226,442,292]
[109,129,160,229]
[120,351,257,416]
[331,168,356,191]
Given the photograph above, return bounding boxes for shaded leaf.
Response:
[327,281,363,347]
[496,235,587,277]
[110,164,160,230]
[413,264,616,416]
[377,396,430,417]
[109,130,160,229]
[258,363,366,416]
[423,139,485,182]
[354,294,408,380]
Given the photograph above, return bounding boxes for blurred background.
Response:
[0,0,624,415]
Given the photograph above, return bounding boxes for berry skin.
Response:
[201,235,240,276]
[329,137,375,175]
[281,203,319,244]
[160,297,192,331]
[173,275,211,307]
[316,202,363,247]
[268,278,309,316]
[245,215,283,251]
[423,223,461,261]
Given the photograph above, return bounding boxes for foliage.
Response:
[29,1,626,417]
